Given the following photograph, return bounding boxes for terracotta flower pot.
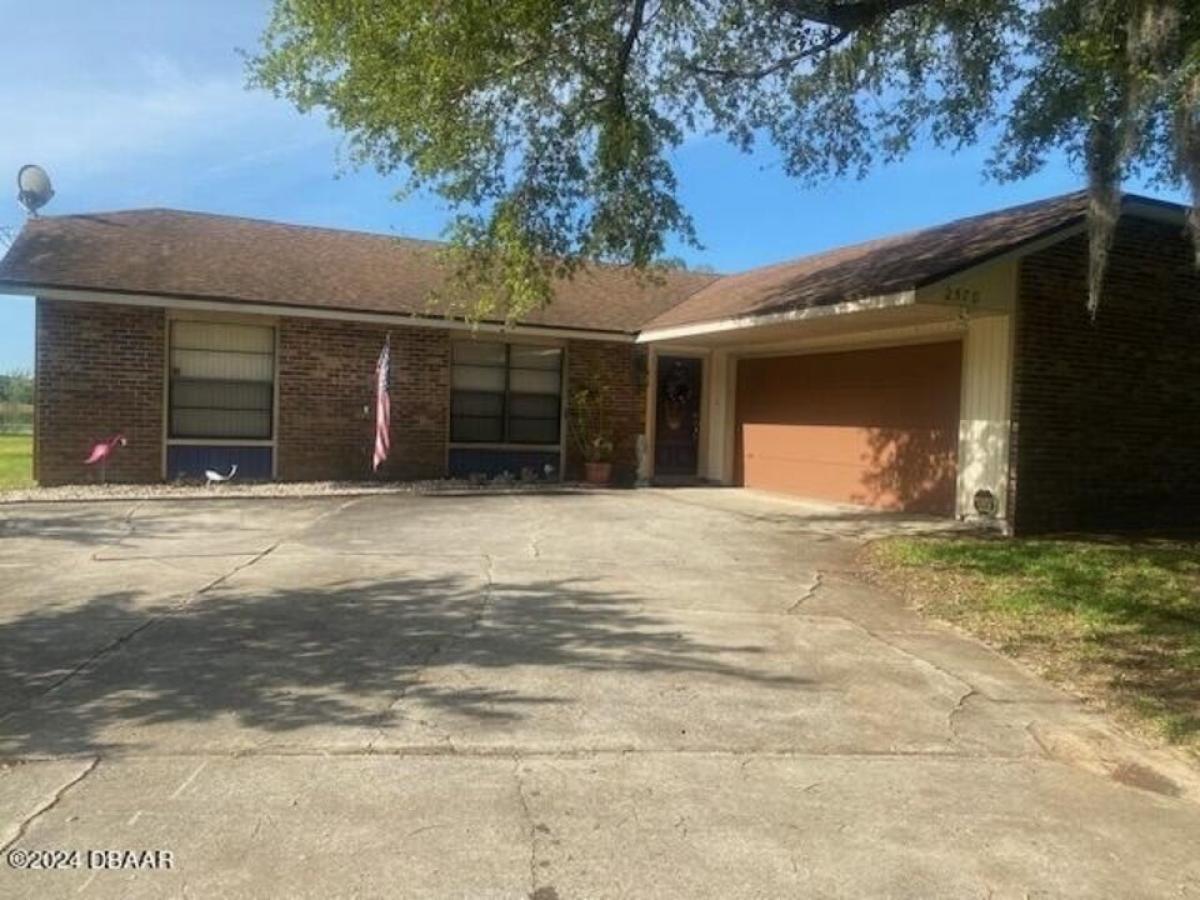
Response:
[584,461,613,485]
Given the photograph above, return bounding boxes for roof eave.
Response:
[636,289,917,344]
[638,206,1153,342]
[0,282,639,343]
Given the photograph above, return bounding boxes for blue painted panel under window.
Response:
[448,448,560,481]
[167,445,273,482]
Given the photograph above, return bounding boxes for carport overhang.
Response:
[636,260,1024,528]
[639,288,937,347]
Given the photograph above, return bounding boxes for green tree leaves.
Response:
[250,0,1200,320]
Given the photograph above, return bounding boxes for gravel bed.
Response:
[0,478,588,505]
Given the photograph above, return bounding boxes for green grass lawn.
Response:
[866,536,1200,759]
[0,434,33,489]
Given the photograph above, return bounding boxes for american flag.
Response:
[372,335,391,473]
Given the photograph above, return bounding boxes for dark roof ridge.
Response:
[2,189,1185,336]
[26,207,729,281]
[639,188,1189,332]
[30,207,447,248]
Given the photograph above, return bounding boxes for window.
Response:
[169,321,275,440]
[451,342,562,445]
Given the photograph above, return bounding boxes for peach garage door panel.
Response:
[735,342,962,514]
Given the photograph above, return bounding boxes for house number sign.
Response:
[943,285,983,306]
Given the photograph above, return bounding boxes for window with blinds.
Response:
[451,342,563,445]
[169,321,275,440]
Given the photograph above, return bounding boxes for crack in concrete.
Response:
[91,550,266,563]
[117,501,145,547]
[839,618,979,698]
[797,612,985,748]
[0,757,98,851]
[192,543,280,599]
[1025,722,1053,759]
[366,555,496,751]
[787,573,824,613]
[24,618,162,701]
[512,757,544,897]
[0,541,283,726]
[75,500,146,563]
[3,746,1046,764]
[947,688,980,740]
[363,641,452,752]
[1,499,365,726]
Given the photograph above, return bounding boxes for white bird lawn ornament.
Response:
[204,464,238,487]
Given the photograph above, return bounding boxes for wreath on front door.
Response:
[662,364,694,432]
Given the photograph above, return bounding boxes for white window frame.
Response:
[161,310,281,479]
[446,336,568,475]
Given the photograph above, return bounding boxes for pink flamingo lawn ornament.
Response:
[84,434,127,484]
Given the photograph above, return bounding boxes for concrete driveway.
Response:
[1,489,1197,899]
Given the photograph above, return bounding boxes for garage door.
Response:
[736,342,962,514]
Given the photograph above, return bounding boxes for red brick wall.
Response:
[35,299,165,485]
[1010,217,1200,533]
[31,301,646,486]
[277,318,449,481]
[564,340,647,482]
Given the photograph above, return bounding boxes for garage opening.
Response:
[735,341,962,514]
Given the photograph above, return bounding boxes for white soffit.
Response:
[13,285,637,343]
[636,290,916,344]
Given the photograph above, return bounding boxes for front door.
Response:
[654,356,702,477]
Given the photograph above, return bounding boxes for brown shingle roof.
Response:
[641,190,1095,331]
[0,208,717,334]
[0,191,1178,335]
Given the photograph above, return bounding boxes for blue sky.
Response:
[0,0,1185,370]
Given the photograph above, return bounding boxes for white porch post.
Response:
[701,349,736,484]
[956,314,1014,524]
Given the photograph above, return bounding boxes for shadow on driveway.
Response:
[0,572,805,756]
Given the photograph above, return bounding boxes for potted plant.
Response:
[569,375,616,485]
[582,436,615,484]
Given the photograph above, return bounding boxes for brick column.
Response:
[35,299,165,485]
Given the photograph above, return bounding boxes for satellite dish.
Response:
[17,164,54,216]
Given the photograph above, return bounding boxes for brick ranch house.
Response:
[1,190,1198,534]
